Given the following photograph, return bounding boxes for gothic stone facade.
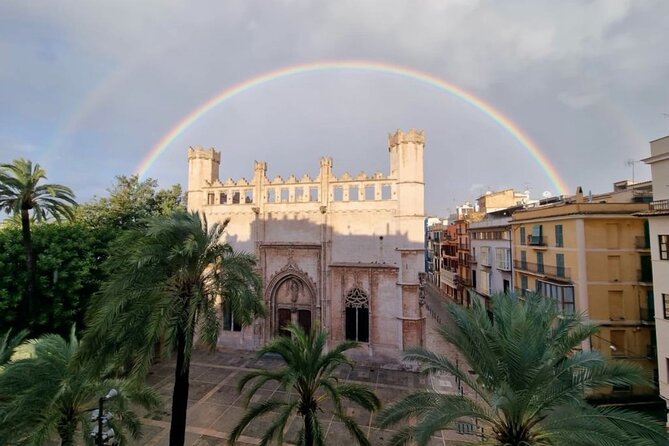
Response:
[187,129,426,360]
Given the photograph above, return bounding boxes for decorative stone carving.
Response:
[345,288,369,309]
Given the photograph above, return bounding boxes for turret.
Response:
[388,129,425,217]
[187,147,220,210]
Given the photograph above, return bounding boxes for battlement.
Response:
[388,128,425,148]
[188,146,221,163]
[188,129,423,211]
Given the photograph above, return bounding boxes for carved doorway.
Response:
[272,275,314,336]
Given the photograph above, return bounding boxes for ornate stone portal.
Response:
[187,129,426,360]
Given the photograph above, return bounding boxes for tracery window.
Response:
[345,288,369,342]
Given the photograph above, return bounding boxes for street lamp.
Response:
[91,389,118,446]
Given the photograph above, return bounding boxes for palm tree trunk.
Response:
[169,328,191,446]
[57,417,76,446]
[304,410,315,446]
[20,208,35,328]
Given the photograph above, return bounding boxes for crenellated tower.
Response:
[187,146,220,210]
[388,129,426,349]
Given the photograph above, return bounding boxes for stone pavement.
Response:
[124,283,480,445]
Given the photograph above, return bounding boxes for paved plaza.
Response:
[131,293,476,445]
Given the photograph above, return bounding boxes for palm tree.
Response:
[82,211,266,446]
[378,293,668,446]
[230,323,380,446]
[0,328,28,365]
[0,327,159,446]
[0,159,77,327]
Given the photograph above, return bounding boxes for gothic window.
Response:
[345,288,369,342]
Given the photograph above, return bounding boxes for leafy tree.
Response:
[0,159,77,327]
[82,211,265,446]
[377,293,668,446]
[0,327,160,446]
[230,323,380,446]
[78,175,185,229]
[0,223,112,334]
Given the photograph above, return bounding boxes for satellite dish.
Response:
[542,191,552,198]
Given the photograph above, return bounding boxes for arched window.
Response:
[345,288,369,342]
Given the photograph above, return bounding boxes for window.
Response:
[660,235,669,260]
[280,188,289,202]
[536,252,544,274]
[529,224,543,245]
[381,184,392,200]
[365,185,375,200]
[608,291,623,320]
[207,193,215,205]
[349,185,359,201]
[479,270,491,295]
[536,280,575,315]
[480,246,491,266]
[610,330,626,357]
[495,248,511,270]
[244,189,253,203]
[232,190,240,204]
[267,188,276,203]
[520,250,527,270]
[520,227,526,245]
[223,301,242,332]
[220,192,228,204]
[520,275,528,295]
[345,288,369,342]
[295,187,304,201]
[309,186,318,202]
[555,225,563,247]
[333,186,343,201]
[664,294,669,319]
[556,253,565,278]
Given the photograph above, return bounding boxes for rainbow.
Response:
[137,60,569,195]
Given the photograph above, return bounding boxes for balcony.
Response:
[650,199,669,211]
[514,260,571,281]
[458,242,470,250]
[527,235,547,247]
[635,236,650,250]
[440,269,457,288]
[468,255,477,264]
[637,268,653,284]
[639,307,655,324]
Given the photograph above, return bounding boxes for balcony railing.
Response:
[635,236,650,250]
[650,199,669,211]
[468,255,477,264]
[458,243,470,250]
[527,235,547,246]
[514,260,571,280]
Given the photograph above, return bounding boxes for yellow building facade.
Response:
[511,192,656,399]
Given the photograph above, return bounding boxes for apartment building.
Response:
[639,135,669,425]
[511,187,656,399]
[469,208,514,310]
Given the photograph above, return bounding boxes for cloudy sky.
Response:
[2,0,668,215]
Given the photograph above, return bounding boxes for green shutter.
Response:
[556,253,565,277]
[555,225,563,247]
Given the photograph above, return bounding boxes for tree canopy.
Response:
[378,293,668,446]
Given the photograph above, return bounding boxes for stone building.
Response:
[187,129,426,360]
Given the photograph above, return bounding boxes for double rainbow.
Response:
[136,60,569,195]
